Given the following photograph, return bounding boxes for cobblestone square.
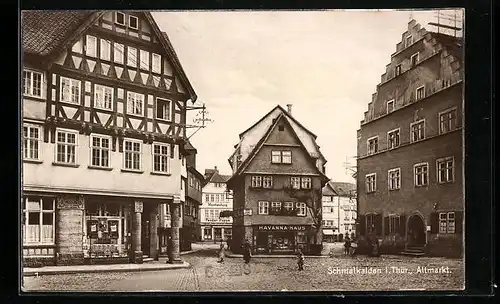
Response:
[23,247,464,292]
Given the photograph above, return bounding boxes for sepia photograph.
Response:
[20,9,465,292]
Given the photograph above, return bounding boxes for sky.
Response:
[152,9,463,182]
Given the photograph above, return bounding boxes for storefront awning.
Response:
[323,229,334,235]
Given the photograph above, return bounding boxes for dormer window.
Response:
[115,12,125,26]
[129,15,139,30]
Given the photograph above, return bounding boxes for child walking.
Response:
[297,249,305,271]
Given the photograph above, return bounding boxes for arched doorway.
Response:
[407,214,426,246]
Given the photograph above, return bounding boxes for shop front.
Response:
[253,225,311,254]
[200,225,232,242]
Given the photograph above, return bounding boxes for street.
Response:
[23,244,464,291]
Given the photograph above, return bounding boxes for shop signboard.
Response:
[256,225,307,231]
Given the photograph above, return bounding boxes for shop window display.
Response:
[83,202,128,259]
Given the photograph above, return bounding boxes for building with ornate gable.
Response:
[21,11,198,266]
[227,105,329,255]
[356,20,463,257]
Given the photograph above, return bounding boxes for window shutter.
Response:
[375,214,383,236]
[399,215,406,236]
[384,216,389,235]
[455,211,463,234]
[358,214,366,235]
[430,212,439,234]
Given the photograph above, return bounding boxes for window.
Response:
[367,136,378,155]
[301,177,312,189]
[388,215,400,234]
[437,157,454,183]
[60,77,81,104]
[100,39,111,61]
[283,202,295,215]
[23,70,43,97]
[439,212,456,234]
[388,168,401,190]
[271,150,291,164]
[90,135,110,167]
[114,43,124,64]
[271,151,281,163]
[270,202,282,215]
[278,125,285,131]
[258,201,269,215]
[406,35,413,47]
[296,202,306,216]
[153,143,169,173]
[290,177,301,189]
[439,108,458,134]
[127,91,144,116]
[366,214,375,234]
[55,129,77,164]
[210,194,214,202]
[416,85,425,100]
[94,84,113,110]
[387,129,400,149]
[365,173,376,193]
[129,15,138,29]
[139,50,149,70]
[395,64,402,76]
[152,53,161,74]
[123,139,141,170]
[23,125,40,160]
[410,119,425,143]
[410,53,419,67]
[85,35,97,57]
[263,176,273,188]
[115,12,125,25]
[251,176,262,188]
[156,98,171,121]
[414,163,429,187]
[282,151,292,164]
[22,197,55,244]
[387,99,395,113]
[127,47,137,68]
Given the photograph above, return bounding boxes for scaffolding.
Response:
[427,9,463,38]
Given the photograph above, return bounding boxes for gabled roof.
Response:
[203,167,231,186]
[230,105,325,175]
[22,11,98,57]
[328,181,356,197]
[322,182,337,196]
[21,11,197,102]
[228,111,329,184]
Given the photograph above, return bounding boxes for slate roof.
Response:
[22,11,94,56]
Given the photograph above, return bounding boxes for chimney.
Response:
[286,104,292,115]
[214,166,218,173]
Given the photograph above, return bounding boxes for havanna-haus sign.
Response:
[257,225,307,231]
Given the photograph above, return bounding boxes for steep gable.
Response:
[22,10,197,101]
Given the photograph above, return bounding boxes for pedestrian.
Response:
[217,241,225,263]
[242,239,252,264]
[227,237,232,252]
[344,236,351,256]
[297,249,305,271]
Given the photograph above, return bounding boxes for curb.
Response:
[23,262,191,277]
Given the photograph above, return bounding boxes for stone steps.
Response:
[401,246,426,257]
[142,255,154,263]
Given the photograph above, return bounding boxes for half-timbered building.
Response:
[21,11,197,266]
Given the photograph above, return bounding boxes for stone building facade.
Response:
[21,11,198,266]
[227,105,329,255]
[356,20,463,257]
